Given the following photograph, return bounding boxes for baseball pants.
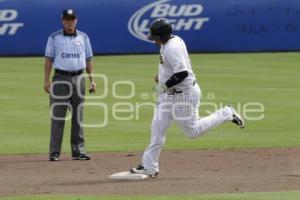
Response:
[142,83,233,174]
[49,73,86,157]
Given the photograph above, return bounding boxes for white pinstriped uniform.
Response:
[142,36,234,174]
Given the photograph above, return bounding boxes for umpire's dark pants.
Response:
[49,72,85,157]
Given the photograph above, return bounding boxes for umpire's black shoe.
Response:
[72,154,91,160]
[49,153,60,161]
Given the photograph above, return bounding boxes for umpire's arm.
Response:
[85,34,96,93]
[44,58,53,93]
[86,60,96,93]
[44,36,55,93]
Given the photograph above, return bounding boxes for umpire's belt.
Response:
[55,69,83,76]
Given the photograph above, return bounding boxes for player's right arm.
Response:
[154,75,158,83]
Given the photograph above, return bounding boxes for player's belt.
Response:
[55,69,83,76]
[168,81,196,95]
[168,88,183,95]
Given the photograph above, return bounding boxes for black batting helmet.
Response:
[147,18,173,42]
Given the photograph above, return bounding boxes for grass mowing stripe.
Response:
[1,191,300,200]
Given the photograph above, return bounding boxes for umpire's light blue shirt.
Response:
[45,29,93,71]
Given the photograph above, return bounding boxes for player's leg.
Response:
[49,74,70,160]
[175,84,242,139]
[131,95,173,176]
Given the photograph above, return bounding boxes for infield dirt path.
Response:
[1,148,300,196]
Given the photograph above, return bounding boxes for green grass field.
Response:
[1,191,300,200]
[0,53,299,200]
[0,53,299,154]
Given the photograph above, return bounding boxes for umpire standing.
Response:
[44,9,96,161]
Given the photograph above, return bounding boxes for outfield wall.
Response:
[0,0,299,55]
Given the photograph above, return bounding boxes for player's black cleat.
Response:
[49,153,60,161]
[227,105,245,129]
[72,154,91,161]
[130,164,144,172]
[130,165,158,178]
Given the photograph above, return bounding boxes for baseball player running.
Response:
[130,18,245,178]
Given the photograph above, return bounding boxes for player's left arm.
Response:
[164,47,189,88]
[165,71,188,88]
[154,47,188,93]
[155,70,188,93]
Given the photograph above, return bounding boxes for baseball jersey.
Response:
[45,29,93,71]
[158,35,196,90]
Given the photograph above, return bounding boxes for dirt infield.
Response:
[0,148,300,196]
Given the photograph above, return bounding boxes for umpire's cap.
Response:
[147,18,172,42]
[62,9,77,19]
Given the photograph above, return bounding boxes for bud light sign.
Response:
[0,0,299,56]
[0,9,24,35]
[128,0,209,42]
